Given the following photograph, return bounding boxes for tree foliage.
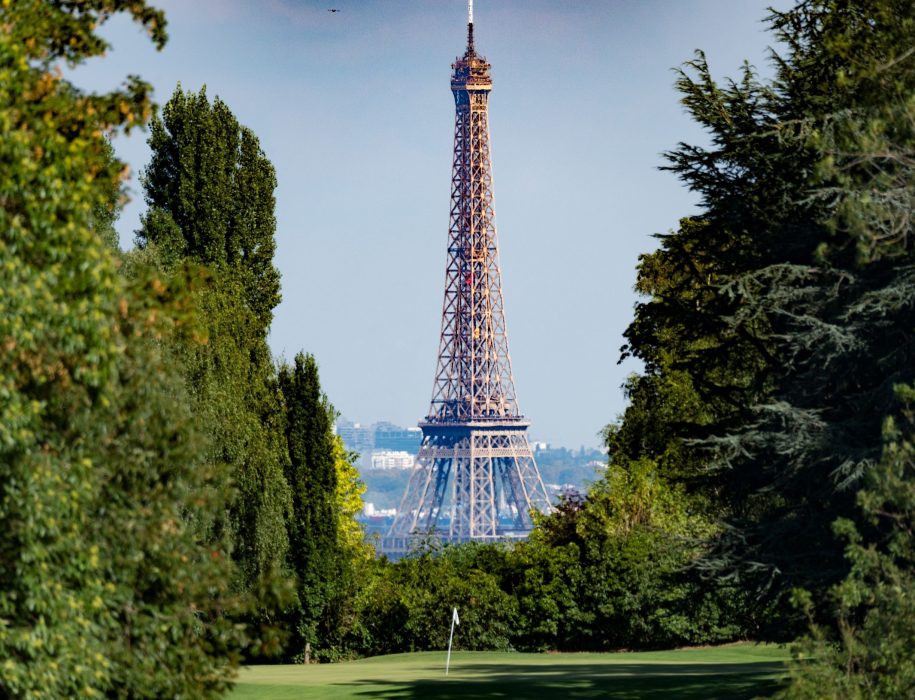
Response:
[136,84,373,664]
[610,0,915,636]
[344,484,739,658]
[139,86,280,327]
[332,434,371,558]
[137,85,292,597]
[780,384,915,698]
[0,2,247,696]
[277,353,370,661]
[518,465,743,651]
[277,353,340,658]
[352,544,516,656]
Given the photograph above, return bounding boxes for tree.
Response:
[86,303,250,697]
[509,464,741,651]
[332,434,371,559]
[353,544,517,656]
[277,353,350,660]
[0,2,248,696]
[612,0,915,632]
[136,85,292,597]
[140,86,280,327]
[780,384,915,698]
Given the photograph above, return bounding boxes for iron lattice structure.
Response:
[388,21,551,544]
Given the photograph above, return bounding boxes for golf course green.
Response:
[229,643,789,699]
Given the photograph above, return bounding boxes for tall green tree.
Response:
[87,296,250,697]
[136,85,291,596]
[277,353,346,660]
[613,0,915,632]
[140,86,280,327]
[0,2,249,696]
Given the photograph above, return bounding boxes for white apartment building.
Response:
[369,450,415,470]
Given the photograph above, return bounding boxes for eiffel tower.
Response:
[386,2,551,549]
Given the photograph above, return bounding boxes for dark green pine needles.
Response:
[612,0,915,638]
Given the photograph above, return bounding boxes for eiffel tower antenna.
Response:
[385,3,551,552]
[466,0,475,55]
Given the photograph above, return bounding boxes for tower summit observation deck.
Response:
[385,2,552,549]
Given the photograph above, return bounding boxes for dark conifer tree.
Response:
[780,383,915,697]
[613,0,915,634]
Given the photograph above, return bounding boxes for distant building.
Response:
[336,418,423,457]
[370,450,415,470]
[374,422,423,452]
[335,418,374,455]
[363,502,397,517]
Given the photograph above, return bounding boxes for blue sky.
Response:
[75,0,792,448]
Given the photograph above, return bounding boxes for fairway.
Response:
[229,643,789,699]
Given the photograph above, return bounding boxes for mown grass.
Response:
[229,643,789,699]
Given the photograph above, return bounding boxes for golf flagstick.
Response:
[445,607,459,675]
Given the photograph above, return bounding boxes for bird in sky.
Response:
[328,8,340,12]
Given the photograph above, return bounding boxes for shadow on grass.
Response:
[340,661,787,700]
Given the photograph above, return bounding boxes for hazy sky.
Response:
[75,0,792,448]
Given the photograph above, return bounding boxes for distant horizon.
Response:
[335,413,606,453]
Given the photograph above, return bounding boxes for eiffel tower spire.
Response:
[386,5,551,547]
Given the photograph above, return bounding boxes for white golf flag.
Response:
[446,607,460,675]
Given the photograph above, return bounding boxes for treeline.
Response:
[134,85,371,666]
[1,3,369,697]
[611,2,915,694]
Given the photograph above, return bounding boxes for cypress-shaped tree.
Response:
[277,353,342,660]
